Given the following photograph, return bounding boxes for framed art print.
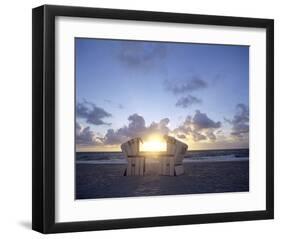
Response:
[32,5,274,233]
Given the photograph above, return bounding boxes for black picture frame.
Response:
[32,4,274,234]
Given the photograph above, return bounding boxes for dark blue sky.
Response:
[75,38,249,151]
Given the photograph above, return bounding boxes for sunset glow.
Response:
[140,136,167,152]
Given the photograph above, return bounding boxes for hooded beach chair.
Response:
[159,136,188,176]
[121,137,145,176]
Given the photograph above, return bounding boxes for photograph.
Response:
[75,38,250,199]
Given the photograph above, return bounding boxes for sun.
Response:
[139,135,167,152]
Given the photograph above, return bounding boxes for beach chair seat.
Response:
[174,165,184,176]
[125,157,145,176]
[159,156,175,176]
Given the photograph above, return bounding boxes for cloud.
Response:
[103,129,128,145]
[193,110,221,130]
[76,100,112,125]
[76,109,241,148]
[104,99,125,110]
[76,106,249,148]
[177,134,186,139]
[126,113,146,135]
[225,104,249,138]
[147,118,170,136]
[175,95,202,108]
[104,99,112,104]
[174,110,221,142]
[76,122,103,146]
[104,113,145,145]
[164,76,206,109]
[192,131,207,141]
[206,130,217,141]
[164,76,207,95]
[104,114,171,145]
[118,42,166,69]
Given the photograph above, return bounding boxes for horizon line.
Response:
[76,147,249,153]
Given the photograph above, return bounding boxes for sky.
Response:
[75,38,249,152]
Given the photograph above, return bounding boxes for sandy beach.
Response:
[76,160,249,199]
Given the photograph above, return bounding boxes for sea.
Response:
[76,148,249,165]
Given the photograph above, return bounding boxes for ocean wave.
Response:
[183,154,249,162]
[76,158,127,164]
[76,155,249,165]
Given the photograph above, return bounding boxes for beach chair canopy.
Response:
[121,137,143,156]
